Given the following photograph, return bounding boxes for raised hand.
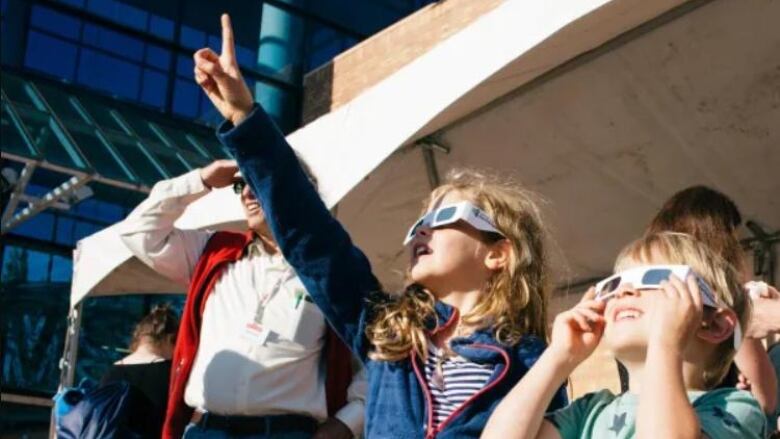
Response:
[194,14,254,125]
[549,287,605,365]
[199,159,239,189]
[646,274,703,352]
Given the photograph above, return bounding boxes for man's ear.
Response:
[484,239,512,272]
[698,308,738,344]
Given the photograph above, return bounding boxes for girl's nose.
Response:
[416,224,432,238]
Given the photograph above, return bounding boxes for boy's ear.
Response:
[484,239,512,271]
[697,308,738,344]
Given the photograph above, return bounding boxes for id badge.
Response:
[241,320,270,346]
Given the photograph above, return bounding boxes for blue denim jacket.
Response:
[218,105,567,438]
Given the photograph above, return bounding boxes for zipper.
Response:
[412,307,459,438]
[434,344,511,433]
[414,343,511,438]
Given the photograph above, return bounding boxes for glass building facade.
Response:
[0,0,432,434]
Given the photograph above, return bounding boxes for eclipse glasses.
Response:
[403,201,504,246]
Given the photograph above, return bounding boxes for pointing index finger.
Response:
[221,13,236,63]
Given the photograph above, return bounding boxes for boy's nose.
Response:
[614,284,638,298]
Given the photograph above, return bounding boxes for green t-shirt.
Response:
[545,387,766,439]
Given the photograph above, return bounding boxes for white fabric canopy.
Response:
[70,0,779,308]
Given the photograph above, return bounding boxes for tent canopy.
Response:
[71,0,780,308]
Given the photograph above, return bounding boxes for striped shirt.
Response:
[424,344,494,426]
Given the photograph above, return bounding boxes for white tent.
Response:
[63,0,780,388]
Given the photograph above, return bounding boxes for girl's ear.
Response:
[484,239,512,272]
[697,308,738,344]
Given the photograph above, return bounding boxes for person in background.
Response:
[645,185,777,417]
[101,304,178,438]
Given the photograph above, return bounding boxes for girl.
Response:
[194,14,566,437]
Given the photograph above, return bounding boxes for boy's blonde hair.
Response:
[367,169,551,361]
[614,232,751,388]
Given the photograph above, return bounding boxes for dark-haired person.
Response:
[644,185,777,417]
[119,156,366,438]
[101,304,179,438]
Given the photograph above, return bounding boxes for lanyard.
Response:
[252,267,292,325]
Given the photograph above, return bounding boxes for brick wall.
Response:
[302,0,504,124]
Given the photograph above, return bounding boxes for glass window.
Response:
[176,55,194,78]
[55,216,76,245]
[56,0,86,7]
[75,96,127,132]
[1,103,39,158]
[24,31,78,81]
[179,25,205,50]
[153,151,189,177]
[30,5,81,39]
[12,109,87,170]
[305,23,357,72]
[73,220,102,241]
[50,255,73,283]
[81,23,144,61]
[2,246,30,284]
[172,78,200,119]
[75,295,142,384]
[0,272,69,393]
[9,212,55,242]
[76,48,141,101]
[114,140,167,185]
[140,69,168,108]
[93,200,126,222]
[145,45,170,70]
[26,250,52,282]
[69,129,131,182]
[149,14,174,40]
[254,81,296,134]
[86,0,147,32]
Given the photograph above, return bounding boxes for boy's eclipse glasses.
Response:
[595,264,741,349]
[595,265,719,307]
[403,201,504,245]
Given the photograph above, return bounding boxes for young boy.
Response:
[482,232,767,438]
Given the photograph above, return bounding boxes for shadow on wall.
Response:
[301,62,334,126]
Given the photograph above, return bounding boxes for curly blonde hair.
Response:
[367,169,552,361]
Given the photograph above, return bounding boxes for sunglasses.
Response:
[595,265,719,308]
[403,201,504,246]
[232,179,247,195]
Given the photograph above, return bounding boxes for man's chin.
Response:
[246,217,265,233]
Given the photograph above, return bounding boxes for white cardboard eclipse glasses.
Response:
[595,264,741,349]
[403,201,503,246]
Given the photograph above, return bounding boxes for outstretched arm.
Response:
[195,14,380,359]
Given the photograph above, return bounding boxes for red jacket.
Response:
[162,231,353,438]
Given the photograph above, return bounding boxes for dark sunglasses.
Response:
[232,179,247,195]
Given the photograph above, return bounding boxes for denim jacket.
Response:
[218,105,567,438]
